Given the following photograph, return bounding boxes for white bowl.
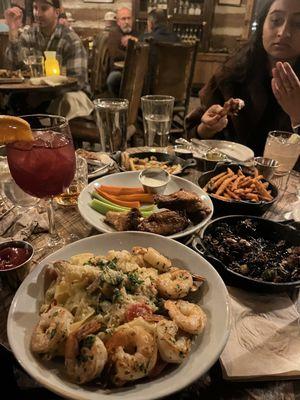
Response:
[7,232,230,400]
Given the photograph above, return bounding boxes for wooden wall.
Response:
[210,0,253,53]
[62,0,131,36]
[64,0,254,51]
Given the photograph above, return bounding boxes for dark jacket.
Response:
[186,63,298,156]
[140,25,180,44]
[107,26,137,71]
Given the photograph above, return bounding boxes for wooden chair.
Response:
[120,40,149,136]
[144,40,199,137]
[90,32,110,98]
[70,39,150,148]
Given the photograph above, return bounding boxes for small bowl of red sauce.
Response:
[0,240,34,290]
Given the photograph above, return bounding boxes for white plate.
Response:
[88,163,111,179]
[7,232,230,400]
[78,171,213,239]
[192,139,254,162]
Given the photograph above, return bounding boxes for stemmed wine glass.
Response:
[6,115,76,247]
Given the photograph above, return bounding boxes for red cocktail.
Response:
[7,131,75,198]
[6,115,76,247]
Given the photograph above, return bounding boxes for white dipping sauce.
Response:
[140,176,166,187]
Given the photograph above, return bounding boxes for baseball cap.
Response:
[32,0,61,8]
[104,11,116,21]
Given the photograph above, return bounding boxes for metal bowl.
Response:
[0,240,34,290]
[254,157,279,180]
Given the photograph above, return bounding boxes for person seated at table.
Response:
[186,0,300,156]
[140,9,180,44]
[106,7,138,97]
[4,0,93,120]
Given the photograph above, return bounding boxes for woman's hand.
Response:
[197,104,228,138]
[271,61,300,126]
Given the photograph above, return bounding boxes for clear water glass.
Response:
[94,98,129,153]
[141,95,175,149]
[28,55,45,77]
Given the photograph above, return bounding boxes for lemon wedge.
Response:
[0,115,34,144]
[288,133,300,144]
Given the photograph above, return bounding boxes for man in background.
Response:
[4,0,93,120]
[106,7,137,96]
[140,9,179,44]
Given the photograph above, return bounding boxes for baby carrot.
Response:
[95,188,141,208]
[114,193,154,203]
[99,185,145,195]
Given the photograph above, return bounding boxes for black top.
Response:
[140,25,180,44]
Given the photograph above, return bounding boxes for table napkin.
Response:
[0,207,48,241]
[220,286,300,381]
[30,75,69,87]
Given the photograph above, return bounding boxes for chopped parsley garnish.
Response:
[81,335,96,349]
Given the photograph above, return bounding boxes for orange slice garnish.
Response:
[0,115,34,144]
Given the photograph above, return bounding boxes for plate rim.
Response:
[194,139,255,162]
[7,231,231,400]
[78,171,214,239]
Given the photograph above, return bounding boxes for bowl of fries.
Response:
[198,164,278,216]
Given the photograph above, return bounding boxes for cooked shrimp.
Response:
[106,325,157,386]
[31,306,73,355]
[157,319,191,363]
[143,247,171,272]
[65,320,107,384]
[164,300,207,334]
[156,269,193,299]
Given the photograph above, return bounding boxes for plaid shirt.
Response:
[6,24,90,94]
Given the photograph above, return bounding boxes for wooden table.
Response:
[0,77,77,93]
[0,157,299,399]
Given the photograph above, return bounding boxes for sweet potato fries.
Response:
[204,167,274,203]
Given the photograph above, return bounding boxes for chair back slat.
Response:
[90,32,110,98]
[119,40,150,126]
[149,41,198,103]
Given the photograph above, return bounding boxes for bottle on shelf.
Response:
[188,3,195,15]
[183,0,189,14]
[178,0,184,14]
[195,3,202,15]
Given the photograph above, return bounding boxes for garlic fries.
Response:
[204,167,274,203]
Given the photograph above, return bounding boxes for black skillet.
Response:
[112,151,196,175]
[192,215,300,292]
[198,163,279,216]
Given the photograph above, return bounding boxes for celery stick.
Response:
[91,191,129,211]
[90,199,128,214]
[90,199,153,218]
[139,204,155,211]
[92,191,155,213]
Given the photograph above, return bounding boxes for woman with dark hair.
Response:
[187,0,300,155]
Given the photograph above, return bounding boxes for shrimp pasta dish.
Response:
[31,247,207,387]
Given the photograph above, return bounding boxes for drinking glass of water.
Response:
[141,95,175,149]
[28,55,45,77]
[94,98,129,153]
